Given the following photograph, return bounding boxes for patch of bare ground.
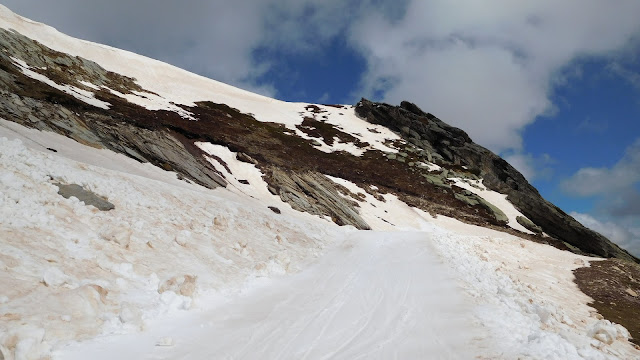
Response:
[574,259,640,345]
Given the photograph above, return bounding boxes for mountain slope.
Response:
[1,5,639,360]
[0,8,634,262]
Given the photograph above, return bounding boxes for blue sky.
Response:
[4,0,640,256]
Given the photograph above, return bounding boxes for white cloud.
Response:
[348,0,640,152]
[563,140,640,257]
[561,139,640,197]
[571,212,640,258]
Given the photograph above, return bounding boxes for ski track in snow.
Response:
[56,232,484,360]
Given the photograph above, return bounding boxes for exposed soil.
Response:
[574,259,640,345]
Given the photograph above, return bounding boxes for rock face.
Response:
[356,98,637,262]
[266,168,370,230]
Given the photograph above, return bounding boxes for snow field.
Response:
[1,123,638,359]
[0,132,339,360]
[425,216,637,359]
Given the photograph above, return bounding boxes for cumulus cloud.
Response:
[561,139,640,197]
[563,140,640,256]
[348,0,640,152]
[571,212,640,258]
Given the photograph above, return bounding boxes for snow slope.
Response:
[1,122,638,359]
[0,123,339,359]
[1,4,639,359]
[0,5,400,157]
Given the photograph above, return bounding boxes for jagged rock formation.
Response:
[355,99,637,262]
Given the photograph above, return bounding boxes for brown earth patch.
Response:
[574,259,640,345]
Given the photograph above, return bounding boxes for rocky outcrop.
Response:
[516,216,543,234]
[265,168,371,230]
[356,98,637,262]
[54,183,115,211]
[454,190,508,224]
[0,29,226,190]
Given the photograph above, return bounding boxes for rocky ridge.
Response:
[0,26,636,264]
[355,99,637,262]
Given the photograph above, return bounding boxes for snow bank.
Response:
[425,216,638,359]
[0,132,339,360]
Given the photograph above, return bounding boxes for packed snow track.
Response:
[56,232,484,359]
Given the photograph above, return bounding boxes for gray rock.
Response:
[236,152,259,165]
[454,192,479,206]
[54,183,115,211]
[422,174,450,188]
[516,216,543,234]
[476,197,508,224]
[267,168,370,230]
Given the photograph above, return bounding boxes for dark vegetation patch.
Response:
[296,117,368,148]
[574,260,640,345]
[304,104,325,114]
